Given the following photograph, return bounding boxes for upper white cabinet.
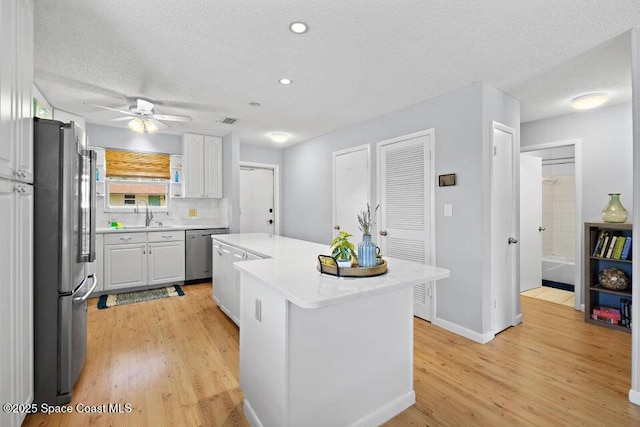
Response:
[0,0,33,184]
[183,132,222,198]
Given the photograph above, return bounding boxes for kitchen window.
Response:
[104,149,170,211]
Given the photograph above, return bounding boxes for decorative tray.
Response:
[317,255,388,277]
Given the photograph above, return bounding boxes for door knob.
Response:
[538,226,546,232]
[334,225,340,230]
[380,230,388,236]
[508,237,518,244]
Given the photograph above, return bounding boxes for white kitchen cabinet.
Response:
[0,0,33,185]
[148,230,185,286]
[0,179,33,427]
[104,242,148,291]
[102,230,185,292]
[211,238,264,327]
[182,132,222,198]
[214,243,233,316]
[230,247,245,325]
[0,2,33,426]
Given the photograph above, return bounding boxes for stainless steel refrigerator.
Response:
[33,118,97,405]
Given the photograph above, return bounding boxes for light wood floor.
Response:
[521,285,575,307]
[23,283,640,426]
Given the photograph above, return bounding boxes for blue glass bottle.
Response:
[358,234,377,267]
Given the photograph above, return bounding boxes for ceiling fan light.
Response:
[145,120,158,133]
[128,118,145,133]
[270,132,289,143]
[571,93,609,110]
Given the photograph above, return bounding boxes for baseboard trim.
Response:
[629,388,640,406]
[243,399,264,427]
[350,391,415,427]
[433,317,494,344]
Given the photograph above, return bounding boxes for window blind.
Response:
[105,150,170,179]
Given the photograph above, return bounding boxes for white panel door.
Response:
[0,0,17,181]
[377,130,433,321]
[104,243,147,290]
[240,167,275,234]
[491,122,517,334]
[520,154,542,292]
[332,145,369,239]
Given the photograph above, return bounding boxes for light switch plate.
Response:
[444,204,453,217]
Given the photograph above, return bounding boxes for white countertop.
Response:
[213,233,450,309]
[97,224,227,234]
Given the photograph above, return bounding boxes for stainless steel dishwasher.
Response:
[185,228,228,282]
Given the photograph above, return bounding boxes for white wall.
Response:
[282,82,520,340]
[86,123,182,154]
[521,103,633,221]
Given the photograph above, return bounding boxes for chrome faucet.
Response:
[134,200,153,227]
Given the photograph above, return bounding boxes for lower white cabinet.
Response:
[212,239,264,326]
[102,230,185,292]
[0,180,33,427]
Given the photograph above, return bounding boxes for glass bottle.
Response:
[601,193,628,223]
[358,234,377,267]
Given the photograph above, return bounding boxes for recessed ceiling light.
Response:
[289,22,309,34]
[270,132,289,143]
[571,93,609,110]
[279,78,292,85]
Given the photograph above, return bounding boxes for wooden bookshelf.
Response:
[584,222,632,333]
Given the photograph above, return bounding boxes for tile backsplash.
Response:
[96,196,229,228]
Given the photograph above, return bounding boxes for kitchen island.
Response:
[212,233,449,427]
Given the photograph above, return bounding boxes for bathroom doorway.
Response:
[520,140,583,310]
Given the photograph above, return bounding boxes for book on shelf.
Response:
[591,314,619,325]
[621,237,632,260]
[599,234,611,258]
[612,236,626,259]
[593,230,607,256]
[605,236,618,258]
[618,299,632,329]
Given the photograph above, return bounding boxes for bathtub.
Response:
[541,255,575,286]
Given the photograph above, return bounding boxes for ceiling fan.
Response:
[91,99,193,133]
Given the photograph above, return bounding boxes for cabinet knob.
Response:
[380,230,388,236]
[334,225,340,230]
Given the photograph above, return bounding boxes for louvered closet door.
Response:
[378,130,433,321]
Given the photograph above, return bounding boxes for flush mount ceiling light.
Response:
[128,117,158,134]
[279,78,292,85]
[571,93,609,110]
[289,21,309,34]
[270,132,289,143]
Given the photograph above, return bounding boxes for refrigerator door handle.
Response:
[73,274,98,303]
[78,149,97,263]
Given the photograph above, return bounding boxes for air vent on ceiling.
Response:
[220,117,238,125]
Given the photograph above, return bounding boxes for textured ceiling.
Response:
[34,0,640,148]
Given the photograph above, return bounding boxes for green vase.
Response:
[601,193,628,223]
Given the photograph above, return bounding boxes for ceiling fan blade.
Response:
[150,113,193,122]
[90,104,135,116]
[148,119,169,130]
[108,116,134,122]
